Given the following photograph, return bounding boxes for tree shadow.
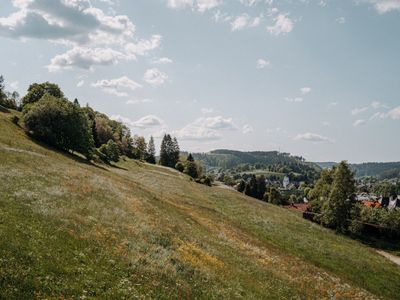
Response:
[26,134,109,172]
[0,105,10,113]
[355,235,400,254]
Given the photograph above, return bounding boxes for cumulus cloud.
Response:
[351,106,369,115]
[359,0,400,13]
[294,132,332,143]
[166,0,221,12]
[240,0,261,6]
[152,57,173,64]
[230,14,262,31]
[143,68,168,86]
[0,0,162,71]
[336,17,346,24]
[242,124,254,134]
[300,87,312,94]
[175,116,238,140]
[256,58,270,69]
[353,119,366,127]
[387,106,400,119]
[267,14,294,36]
[47,47,125,71]
[111,114,164,129]
[201,107,214,114]
[285,97,303,103]
[92,76,142,97]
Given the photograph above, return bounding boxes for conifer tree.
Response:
[146,136,156,164]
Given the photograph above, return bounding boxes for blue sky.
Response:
[1,0,399,162]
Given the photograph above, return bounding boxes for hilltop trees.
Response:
[22,82,64,108]
[99,139,120,163]
[159,134,180,168]
[23,94,94,158]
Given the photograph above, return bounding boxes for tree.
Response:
[159,134,180,168]
[237,179,246,193]
[187,153,194,162]
[267,187,282,205]
[145,136,156,164]
[23,94,94,159]
[99,139,120,163]
[321,161,356,232]
[133,135,147,160]
[175,162,185,172]
[0,76,19,110]
[22,82,64,107]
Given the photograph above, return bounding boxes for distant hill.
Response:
[316,161,400,179]
[193,149,320,170]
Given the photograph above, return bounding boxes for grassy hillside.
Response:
[1,110,400,299]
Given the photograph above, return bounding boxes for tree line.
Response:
[2,77,213,185]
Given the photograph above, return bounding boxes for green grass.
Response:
[1,110,399,299]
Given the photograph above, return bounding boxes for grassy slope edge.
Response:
[1,110,399,299]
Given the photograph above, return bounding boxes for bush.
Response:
[23,94,94,159]
[184,161,199,178]
[98,140,120,163]
[11,116,19,125]
[175,162,185,172]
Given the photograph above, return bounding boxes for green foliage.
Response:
[98,139,120,163]
[0,75,19,110]
[175,162,184,172]
[236,179,246,193]
[159,134,180,168]
[321,161,356,232]
[244,175,266,200]
[267,187,283,205]
[22,94,94,159]
[22,82,64,107]
[145,136,156,164]
[132,135,147,160]
[184,161,199,179]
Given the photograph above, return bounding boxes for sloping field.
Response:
[1,110,399,299]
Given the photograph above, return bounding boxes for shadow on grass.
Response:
[356,235,400,255]
[0,105,10,113]
[26,134,109,172]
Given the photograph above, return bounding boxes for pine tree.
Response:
[321,161,356,232]
[146,136,156,164]
[187,153,194,162]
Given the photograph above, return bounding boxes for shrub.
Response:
[175,162,185,172]
[98,139,120,163]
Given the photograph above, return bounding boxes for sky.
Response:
[0,0,399,163]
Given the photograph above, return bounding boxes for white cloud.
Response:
[111,114,164,129]
[300,87,312,94]
[77,80,84,87]
[230,14,262,31]
[387,106,400,119]
[267,14,294,36]
[9,81,19,90]
[351,106,369,115]
[242,124,254,134]
[197,0,221,12]
[369,111,386,120]
[0,0,162,71]
[126,98,153,104]
[124,35,162,58]
[240,0,261,6]
[92,76,142,97]
[143,68,168,86]
[360,0,400,13]
[152,57,173,64]
[167,0,194,9]
[371,100,388,109]
[231,14,250,31]
[294,132,332,143]
[0,0,135,46]
[174,116,237,140]
[285,97,303,103]
[201,107,214,114]
[353,119,366,127]
[166,0,221,12]
[256,58,270,69]
[336,17,346,24]
[47,47,126,71]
